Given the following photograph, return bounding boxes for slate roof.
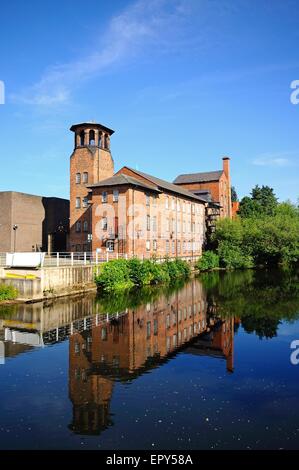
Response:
[190,189,212,202]
[173,170,223,184]
[120,167,207,203]
[87,174,160,192]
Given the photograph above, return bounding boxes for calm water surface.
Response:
[0,269,299,450]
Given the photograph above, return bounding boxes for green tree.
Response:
[251,185,278,215]
[212,201,299,268]
[231,186,238,202]
[239,185,278,218]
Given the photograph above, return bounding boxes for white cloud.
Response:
[252,152,299,167]
[11,0,197,107]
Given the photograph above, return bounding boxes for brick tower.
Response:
[69,122,114,252]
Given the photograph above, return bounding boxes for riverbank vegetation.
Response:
[200,268,299,339]
[95,277,188,313]
[94,258,191,292]
[0,284,19,302]
[198,186,299,271]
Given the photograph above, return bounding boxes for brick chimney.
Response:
[222,156,232,219]
[222,156,230,178]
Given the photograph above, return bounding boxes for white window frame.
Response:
[102,217,108,231]
[106,240,114,252]
[113,189,119,202]
[76,173,81,184]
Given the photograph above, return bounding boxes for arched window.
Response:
[104,134,108,149]
[89,130,95,145]
[82,172,88,184]
[79,130,85,146]
[98,133,102,148]
[83,221,88,232]
[76,173,81,184]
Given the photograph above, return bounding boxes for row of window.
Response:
[145,239,200,252]
[75,172,88,184]
[75,220,89,232]
[166,314,206,330]
[164,196,201,214]
[98,190,202,214]
[166,323,205,351]
[75,197,89,209]
[101,190,119,203]
[145,300,205,315]
[98,215,203,234]
[74,317,206,360]
[76,130,109,148]
[156,216,203,234]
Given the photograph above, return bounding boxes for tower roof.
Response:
[70,122,114,135]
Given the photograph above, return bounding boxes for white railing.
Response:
[0,253,6,267]
[0,252,201,268]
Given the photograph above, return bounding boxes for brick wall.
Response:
[90,183,206,258]
[69,144,114,252]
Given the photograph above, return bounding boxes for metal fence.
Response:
[0,252,200,268]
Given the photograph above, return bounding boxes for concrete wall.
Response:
[0,192,13,252]
[0,191,69,253]
[0,265,96,301]
[1,277,42,301]
[41,265,95,297]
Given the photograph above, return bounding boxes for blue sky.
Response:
[0,0,299,202]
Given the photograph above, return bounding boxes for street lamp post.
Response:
[13,224,18,252]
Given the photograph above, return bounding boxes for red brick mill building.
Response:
[69,122,233,257]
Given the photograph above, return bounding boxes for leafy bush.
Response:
[173,258,192,277]
[94,259,133,292]
[95,258,191,292]
[146,261,170,284]
[162,258,191,280]
[196,251,219,271]
[127,258,151,286]
[0,284,19,301]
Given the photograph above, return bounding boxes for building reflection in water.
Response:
[0,278,234,436]
[68,279,234,435]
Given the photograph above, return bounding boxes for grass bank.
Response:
[94,258,191,292]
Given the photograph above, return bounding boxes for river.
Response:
[0,269,298,449]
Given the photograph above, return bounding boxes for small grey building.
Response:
[0,191,69,253]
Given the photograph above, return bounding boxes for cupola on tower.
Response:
[69,122,114,252]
